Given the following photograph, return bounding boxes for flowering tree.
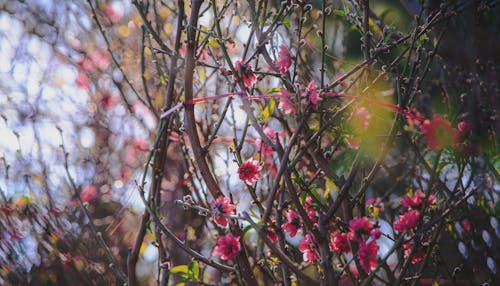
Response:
[1,0,499,285]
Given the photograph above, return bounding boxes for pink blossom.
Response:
[358,240,379,273]
[306,80,321,108]
[100,93,117,110]
[79,58,95,72]
[403,242,425,264]
[213,234,241,260]
[307,209,319,224]
[349,217,374,235]
[211,196,237,228]
[75,72,90,90]
[104,3,123,22]
[394,210,420,232]
[457,120,471,140]
[275,45,292,73]
[329,231,351,254]
[80,185,97,203]
[238,159,262,185]
[401,191,435,209]
[370,229,382,240]
[266,228,278,242]
[461,219,471,232]
[420,114,458,150]
[298,234,320,263]
[278,89,297,115]
[405,108,424,127]
[282,210,301,237]
[234,60,257,87]
[90,50,111,70]
[349,107,371,132]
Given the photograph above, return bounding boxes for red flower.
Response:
[394,210,420,232]
[358,240,379,273]
[401,191,435,209]
[405,108,424,127]
[275,45,292,73]
[211,196,237,228]
[238,159,262,185]
[278,89,297,115]
[461,219,471,232]
[80,185,97,203]
[420,114,458,150]
[266,228,278,242]
[298,234,320,263]
[349,217,373,236]
[457,120,471,140]
[306,80,321,108]
[213,234,241,260]
[282,210,301,237]
[370,229,382,240]
[403,242,425,264]
[329,231,351,254]
[234,60,257,87]
[100,93,117,110]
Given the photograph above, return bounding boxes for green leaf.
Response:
[267,87,282,94]
[258,97,276,121]
[324,177,339,199]
[188,261,199,279]
[282,17,291,28]
[243,224,256,236]
[169,265,189,278]
[332,10,345,17]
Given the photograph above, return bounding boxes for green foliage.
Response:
[168,261,200,285]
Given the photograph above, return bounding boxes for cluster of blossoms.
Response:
[208,188,439,275]
[280,197,382,273]
[394,191,436,264]
[405,111,472,152]
[210,196,241,260]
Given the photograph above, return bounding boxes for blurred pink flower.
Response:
[80,185,97,203]
[275,45,292,73]
[278,89,297,115]
[104,3,123,23]
[75,72,90,90]
[403,241,425,264]
[234,60,257,87]
[358,240,379,273]
[420,114,458,150]
[90,50,111,70]
[350,107,371,132]
[306,80,321,108]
